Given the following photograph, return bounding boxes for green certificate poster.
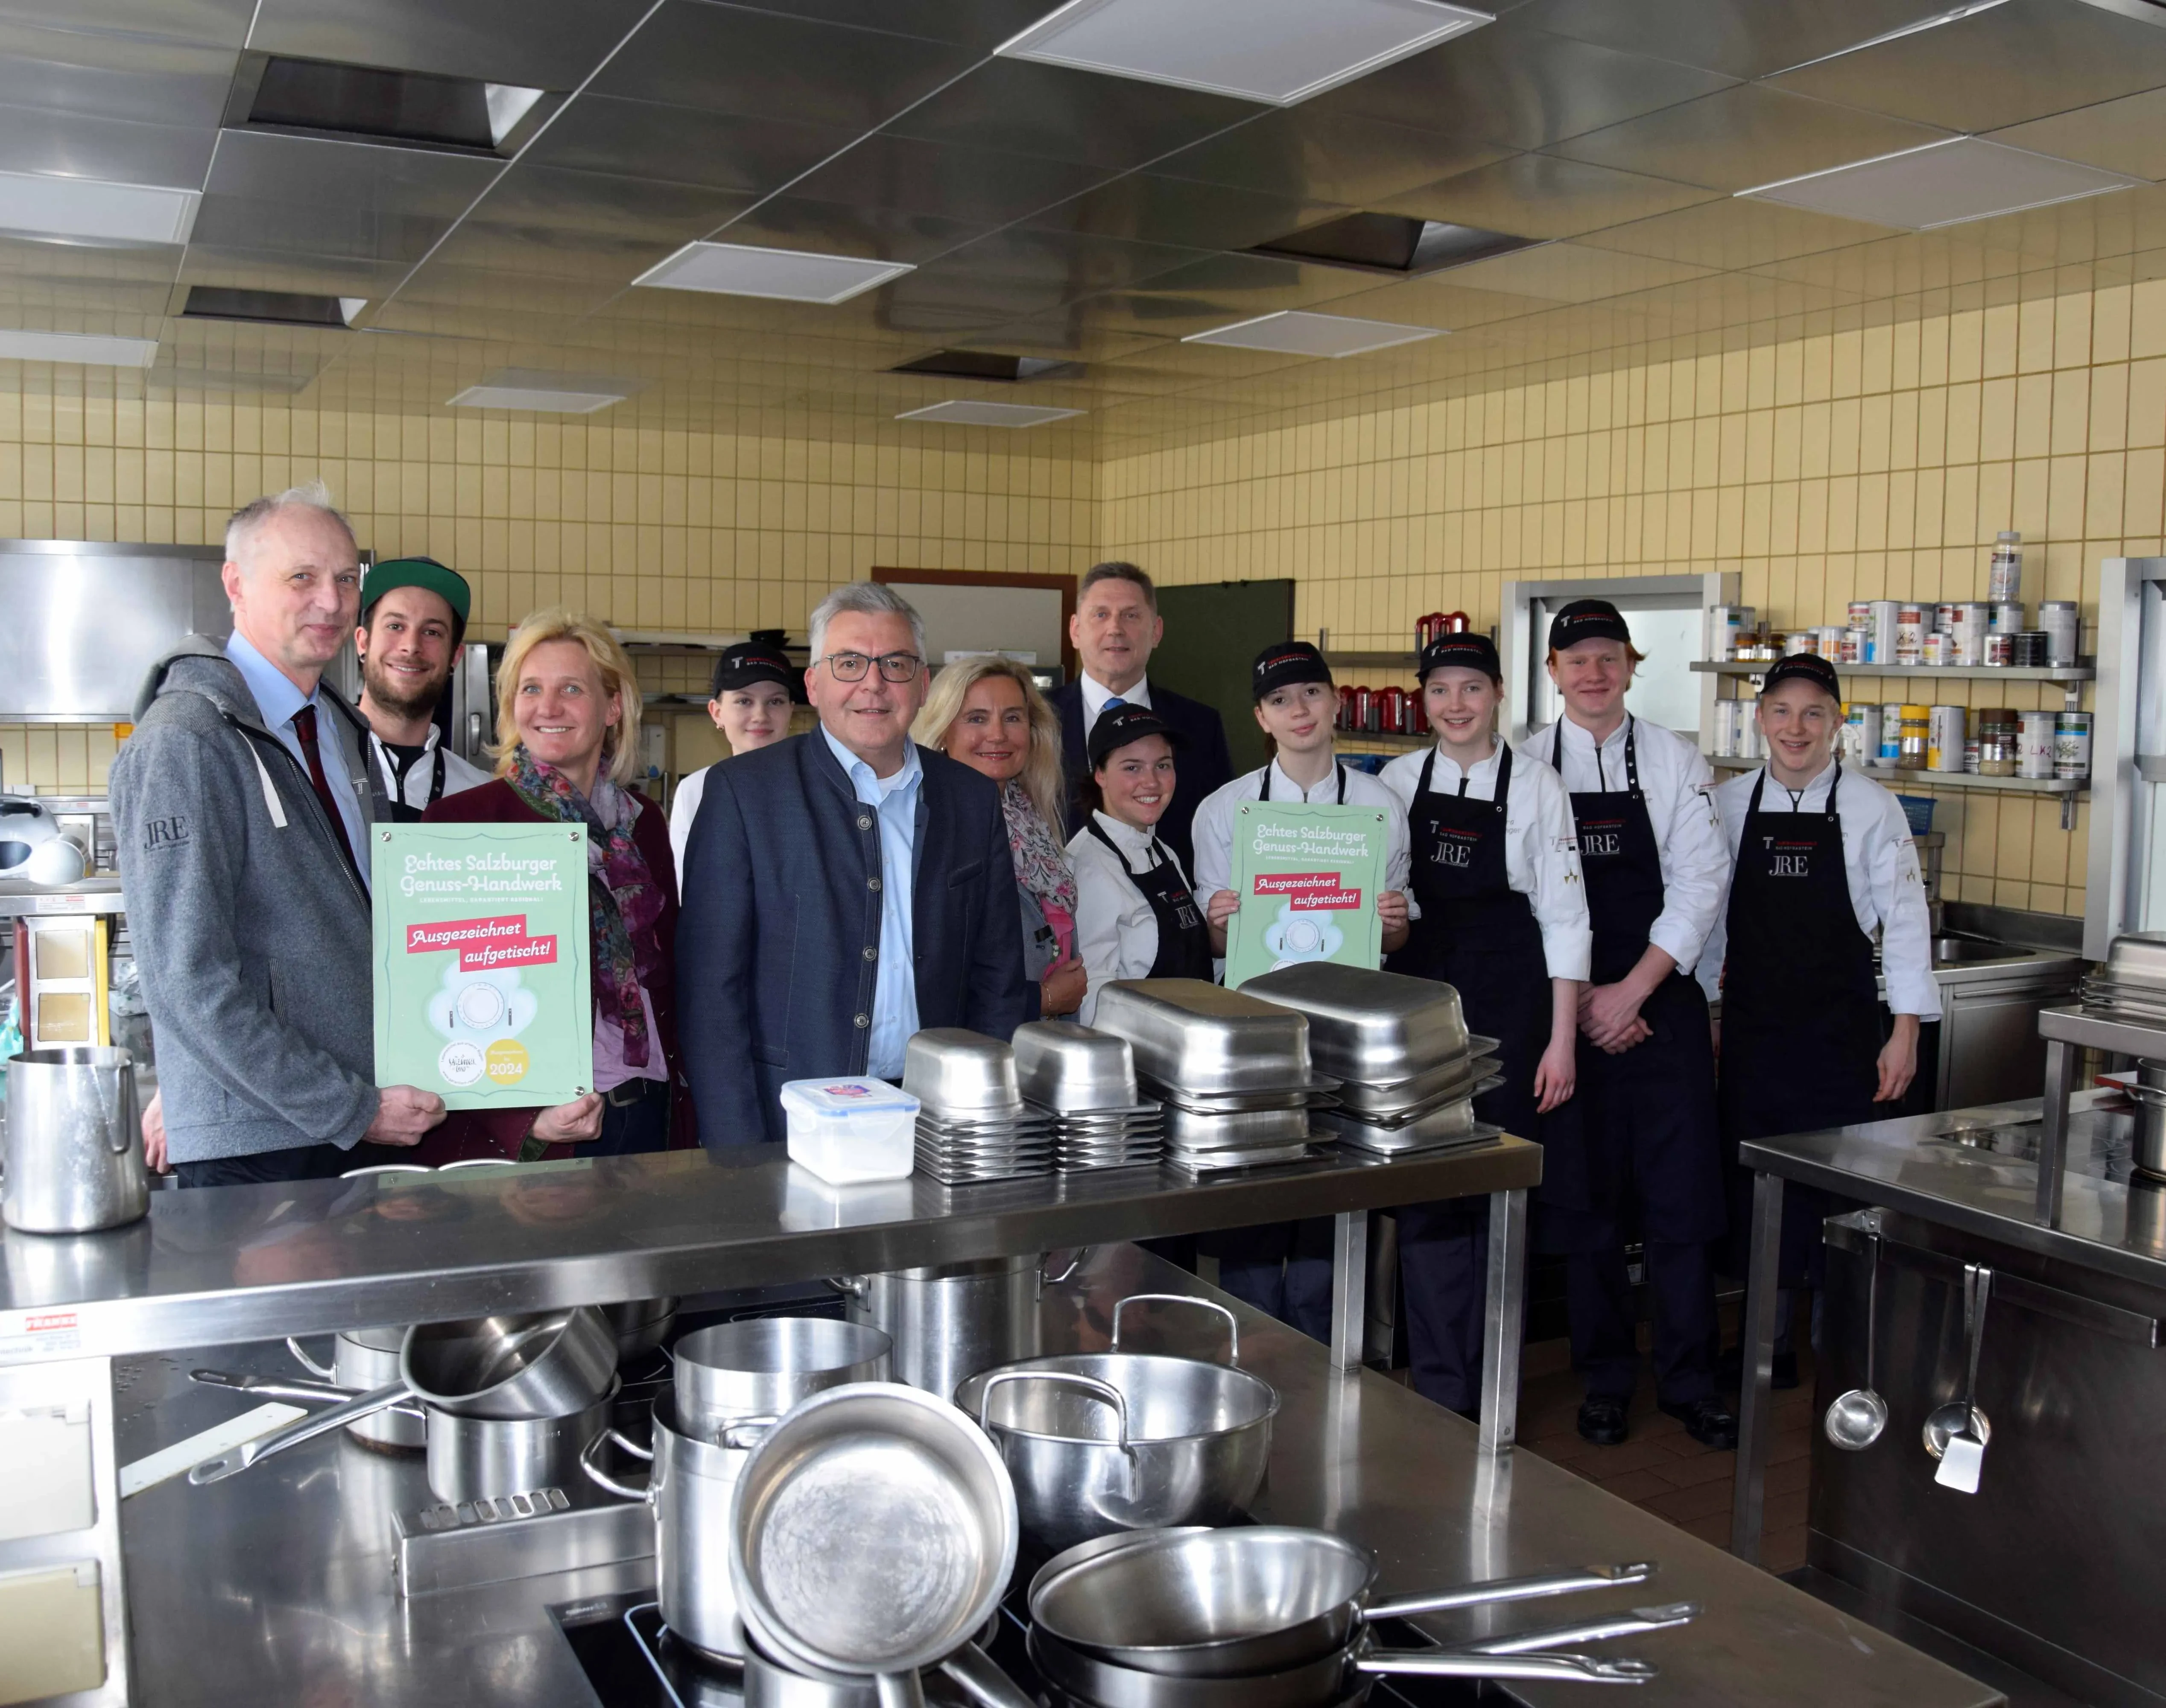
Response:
[1223,801,1388,989]
[371,822,594,1109]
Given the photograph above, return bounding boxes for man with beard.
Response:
[354,556,490,819]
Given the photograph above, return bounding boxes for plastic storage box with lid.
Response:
[778,1077,920,1184]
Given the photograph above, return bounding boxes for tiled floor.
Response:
[1514,1337,1816,1574]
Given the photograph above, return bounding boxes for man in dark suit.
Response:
[677,581,1030,1146]
[1049,561,1234,870]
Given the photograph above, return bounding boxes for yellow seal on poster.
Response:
[484,1038,530,1085]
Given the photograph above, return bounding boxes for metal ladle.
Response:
[1824,1232,1889,1451]
[1923,1263,1993,1490]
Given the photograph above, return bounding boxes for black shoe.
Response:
[1577,1398,1629,1446]
[1660,1396,1740,1450]
[1716,1343,1798,1390]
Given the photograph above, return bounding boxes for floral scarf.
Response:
[1002,778,1077,916]
[506,745,663,1067]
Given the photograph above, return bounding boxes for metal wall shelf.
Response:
[1705,753,2087,796]
[1323,651,1418,671]
[1692,659,2093,684]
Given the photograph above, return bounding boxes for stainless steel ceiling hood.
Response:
[222,51,558,157]
[891,350,1079,381]
[1250,211,1541,276]
[181,287,364,329]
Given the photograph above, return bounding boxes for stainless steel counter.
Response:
[0,1138,1540,1362]
[115,1243,1998,1708]
[1727,1087,2165,1706]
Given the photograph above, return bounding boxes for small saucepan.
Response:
[189,1305,617,1484]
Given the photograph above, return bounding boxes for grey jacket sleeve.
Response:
[963,785,1031,1042]
[112,724,379,1146]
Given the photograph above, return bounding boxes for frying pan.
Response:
[1029,1526,1652,1678]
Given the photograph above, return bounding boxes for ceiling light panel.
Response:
[634,241,914,304]
[1740,137,2143,228]
[897,400,1085,427]
[448,370,631,413]
[0,168,196,246]
[0,330,158,367]
[1183,309,1443,357]
[998,0,1494,106]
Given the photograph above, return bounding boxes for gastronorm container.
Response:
[903,1029,1024,1116]
[1241,964,1473,1085]
[1013,1021,1138,1113]
[1092,980,1310,1095]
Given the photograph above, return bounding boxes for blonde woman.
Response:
[916,657,1086,1018]
[418,608,683,1161]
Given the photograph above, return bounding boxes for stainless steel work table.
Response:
[112,1241,1995,1708]
[0,1138,1539,1398]
[1728,1088,2166,1560]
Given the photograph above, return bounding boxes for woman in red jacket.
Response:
[418,607,685,1161]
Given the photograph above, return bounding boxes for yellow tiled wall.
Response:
[0,389,1097,795]
[1100,285,2166,919]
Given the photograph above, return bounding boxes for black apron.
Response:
[1542,720,1724,1250]
[1087,819,1212,981]
[1718,765,1885,1283]
[1396,743,1553,1143]
[378,737,452,825]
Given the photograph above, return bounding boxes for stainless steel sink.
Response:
[1931,936,2032,966]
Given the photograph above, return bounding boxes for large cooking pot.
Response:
[954,1294,1275,1555]
[833,1253,1082,1403]
[1029,1527,1655,1679]
[673,1317,892,1440]
[584,1392,771,1658]
[289,1328,424,1450]
[3,1046,149,1233]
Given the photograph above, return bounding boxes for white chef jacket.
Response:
[1190,758,1412,904]
[1520,715,1728,978]
[1068,810,1194,1026]
[669,763,713,891]
[1080,671,1151,737]
[366,726,491,817]
[1378,738,1593,982]
[1698,758,1941,1020]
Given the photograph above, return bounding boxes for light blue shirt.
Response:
[821,725,922,1078]
[226,631,370,891]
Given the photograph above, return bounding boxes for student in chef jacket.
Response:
[669,638,797,883]
[1067,702,1214,1025]
[354,556,491,820]
[1522,600,1735,1450]
[1379,631,1590,1415]
[1188,640,1412,1340]
[1700,652,1938,1384]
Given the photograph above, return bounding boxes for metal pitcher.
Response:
[3,1046,149,1233]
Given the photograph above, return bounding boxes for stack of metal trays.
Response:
[1013,1021,1163,1172]
[1092,979,1329,1172]
[1244,963,1505,1156]
[2081,932,2166,1029]
[903,1028,1055,1184]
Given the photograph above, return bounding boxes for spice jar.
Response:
[1896,704,1929,770]
[1976,709,2018,777]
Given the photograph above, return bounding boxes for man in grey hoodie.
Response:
[110,483,445,1185]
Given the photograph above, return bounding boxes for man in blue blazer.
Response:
[678,581,1029,1146]
[1048,562,1234,871]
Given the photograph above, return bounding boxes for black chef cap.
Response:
[1761,652,1842,700]
[1250,640,1333,701]
[1418,631,1502,684]
[1548,598,1632,651]
[711,640,795,697]
[1088,702,1186,769]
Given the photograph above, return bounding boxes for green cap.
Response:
[362,556,471,643]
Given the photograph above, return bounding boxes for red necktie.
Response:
[291,704,360,876]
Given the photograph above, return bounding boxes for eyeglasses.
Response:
[820,650,922,683]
